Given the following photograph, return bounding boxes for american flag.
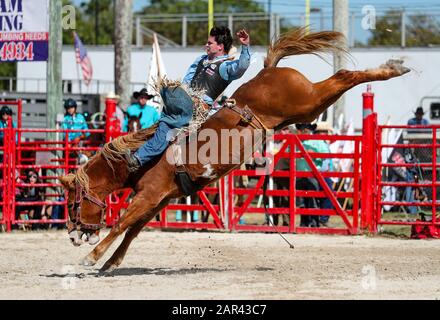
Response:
[73,32,93,86]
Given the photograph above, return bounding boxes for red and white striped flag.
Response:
[73,32,93,86]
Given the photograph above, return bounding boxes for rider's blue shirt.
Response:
[123,103,160,132]
[62,113,90,141]
[182,45,251,106]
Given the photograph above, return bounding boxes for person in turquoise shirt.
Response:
[0,106,17,143]
[62,98,90,142]
[123,88,160,132]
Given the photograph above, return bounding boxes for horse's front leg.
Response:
[99,198,170,272]
[81,195,166,268]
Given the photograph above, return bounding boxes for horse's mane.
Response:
[264,27,348,68]
[101,126,158,171]
[73,127,157,193]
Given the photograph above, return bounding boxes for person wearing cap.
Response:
[407,107,429,126]
[122,88,160,132]
[61,98,90,142]
[0,106,18,164]
[0,106,17,145]
[124,26,251,172]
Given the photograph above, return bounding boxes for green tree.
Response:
[63,0,115,45]
[136,0,272,46]
[368,10,440,47]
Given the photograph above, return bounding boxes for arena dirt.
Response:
[0,229,439,300]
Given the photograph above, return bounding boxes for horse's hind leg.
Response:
[81,195,168,268]
[312,59,410,116]
[99,199,170,272]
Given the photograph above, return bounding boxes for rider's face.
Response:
[67,107,76,115]
[205,36,224,58]
[138,97,147,106]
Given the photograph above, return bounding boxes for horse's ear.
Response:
[58,174,75,190]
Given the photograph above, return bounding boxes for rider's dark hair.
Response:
[210,26,233,53]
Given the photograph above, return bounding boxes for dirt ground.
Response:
[0,229,439,300]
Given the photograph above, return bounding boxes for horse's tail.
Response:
[264,27,347,68]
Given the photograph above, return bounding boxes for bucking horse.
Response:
[59,28,410,272]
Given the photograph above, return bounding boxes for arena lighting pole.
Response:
[332,0,349,127]
[305,0,310,33]
[361,84,377,233]
[208,0,214,34]
[47,0,63,140]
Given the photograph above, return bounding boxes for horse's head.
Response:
[59,173,107,247]
[128,116,141,133]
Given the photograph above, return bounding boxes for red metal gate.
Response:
[228,132,361,234]
[377,124,440,232]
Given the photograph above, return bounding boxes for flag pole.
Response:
[73,32,82,94]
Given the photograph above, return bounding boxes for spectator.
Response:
[0,106,17,162]
[15,171,45,230]
[403,148,423,215]
[122,88,160,132]
[314,122,335,227]
[295,123,321,228]
[407,107,429,126]
[62,98,90,142]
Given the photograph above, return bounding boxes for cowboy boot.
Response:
[124,150,141,172]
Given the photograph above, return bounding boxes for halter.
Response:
[68,180,107,232]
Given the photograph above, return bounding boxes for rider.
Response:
[62,98,90,142]
[123,88,160,132]
[125,26,251,172]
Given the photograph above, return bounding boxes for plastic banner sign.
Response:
[0,0,49,62]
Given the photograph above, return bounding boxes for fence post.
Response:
[105,96,121,143]
[361,84,378,232]
[4,118,11,232]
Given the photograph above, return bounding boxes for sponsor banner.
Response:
[0,0,49,62]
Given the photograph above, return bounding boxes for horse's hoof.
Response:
[99,263,118,273]
[81,256,97,267]
[385,59,410,75]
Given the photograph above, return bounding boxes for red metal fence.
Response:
[376,125,440,231]
[3,89,431,235]
[227,133,361,235]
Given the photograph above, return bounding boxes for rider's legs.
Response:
[125,85,194,172]
[125,121,173,172]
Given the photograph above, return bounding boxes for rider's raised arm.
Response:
[182,55,206,85]
[219,44,251,81]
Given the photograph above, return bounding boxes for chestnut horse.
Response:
[59,29,410,272]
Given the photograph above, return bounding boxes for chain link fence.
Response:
[133,10,440,48]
